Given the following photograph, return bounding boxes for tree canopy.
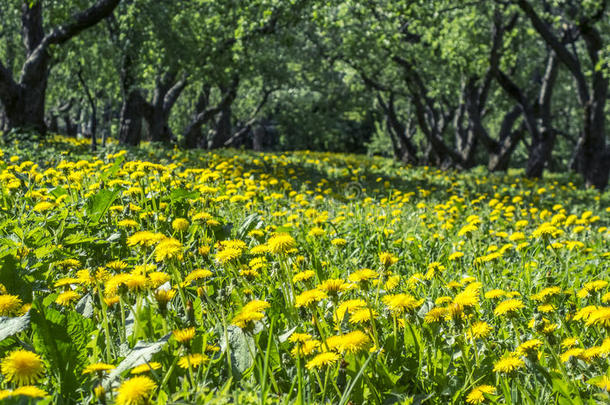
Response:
[0,0,609,189]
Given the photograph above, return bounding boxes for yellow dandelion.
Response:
[173,327,196,344]
[560,348,584,363]
[178,353,208,369]
[494,299,525,316]
[82,363,115,375]
[291,339,321,357]
[424,307,447,324]
[515,339,543,357]
[466,385,496,404]
[383,293,424,314]
[267,233,297,254]
[0,294,23,316]
[154,237,183,262]
[590,375,610,391]
[295,289,327,308]
[326,330,370,354]
[493,355,524,373]
[348,268,378,284]
[466,321,492,340]
[379,252,398,267]
[55,290,81,306]
[293,270,316,283]
[1,350,45,386]
[171,218,189,232]
[318,279,347,294]
[305,351,340,369]
[130,362,162,375]
[0,386,48,399]
[586,307,610,328]
[115,376,157,405]
[349,308,377,324]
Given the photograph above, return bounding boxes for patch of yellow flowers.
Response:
[0,138,608,403]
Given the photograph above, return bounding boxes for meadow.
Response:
[0,137,609,404]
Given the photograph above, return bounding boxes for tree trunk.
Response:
[118,90,144,146]
[0,0,121,135]
[252,124,265,151]
[209,103,232,149]
[140,73,187,144]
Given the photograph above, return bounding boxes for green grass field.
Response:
[0,137,609,404]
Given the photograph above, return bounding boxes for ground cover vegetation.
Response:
[0,137,608,403]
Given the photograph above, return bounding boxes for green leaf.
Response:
[168,188,199,202]
[30,301,94,399]
[220,325,256,377]
[105,334,171,385]
[86,189,120,223]
[100,155,125,181]
[0,312,30,341]
[0,255,33,303]
[236,213,262,240]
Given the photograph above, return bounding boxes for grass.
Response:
[0,136,608,404]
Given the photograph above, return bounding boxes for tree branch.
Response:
[21,0,121,84]
[515,0,589,103]
[163,75,188,112]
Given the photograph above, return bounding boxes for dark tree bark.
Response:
[525,52,559,178]
[208,87,234,149]
[377,93,418,164]
[515,0,609,189]
[183,79,238,149]
[0,0,121,135]
[101,101,112,147]
[77,69,97,151]
[118,89,144,146]
[142,72,188,144]
[223,87,275,148]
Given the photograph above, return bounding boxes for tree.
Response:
[512,0,610,189]
[0,0,121,134]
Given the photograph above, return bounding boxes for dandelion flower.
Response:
[590,375,610,391]
[349,308,377,324]
[115,376,157,405]
[466,322,492,340]
[295,289,327,308]
[466,385,496,404]
[215,247,242,264]
[586,307,610,328]
[130,362,162,375]
[1,350,45,386]
[0,294,23,316]
[383,293,423,314]
[560,348,584,363]
[326,330,370,354]
[172,218,189,232]
[348,268,378,284]
[305,352,340,369]
[493,355,524,373]
[178,353,208,369]
[267,233,296,254]
[154,237,183,262]
[379,252,398,267]
[82,363,115,375]
[0,386,48,399]
[291,339,321,357]
[288,333,312,344]
[318,279,347,294]
[173,327,196,344]
[293,270,315,283]
[515,339,543,357]
[494,299,525,316]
